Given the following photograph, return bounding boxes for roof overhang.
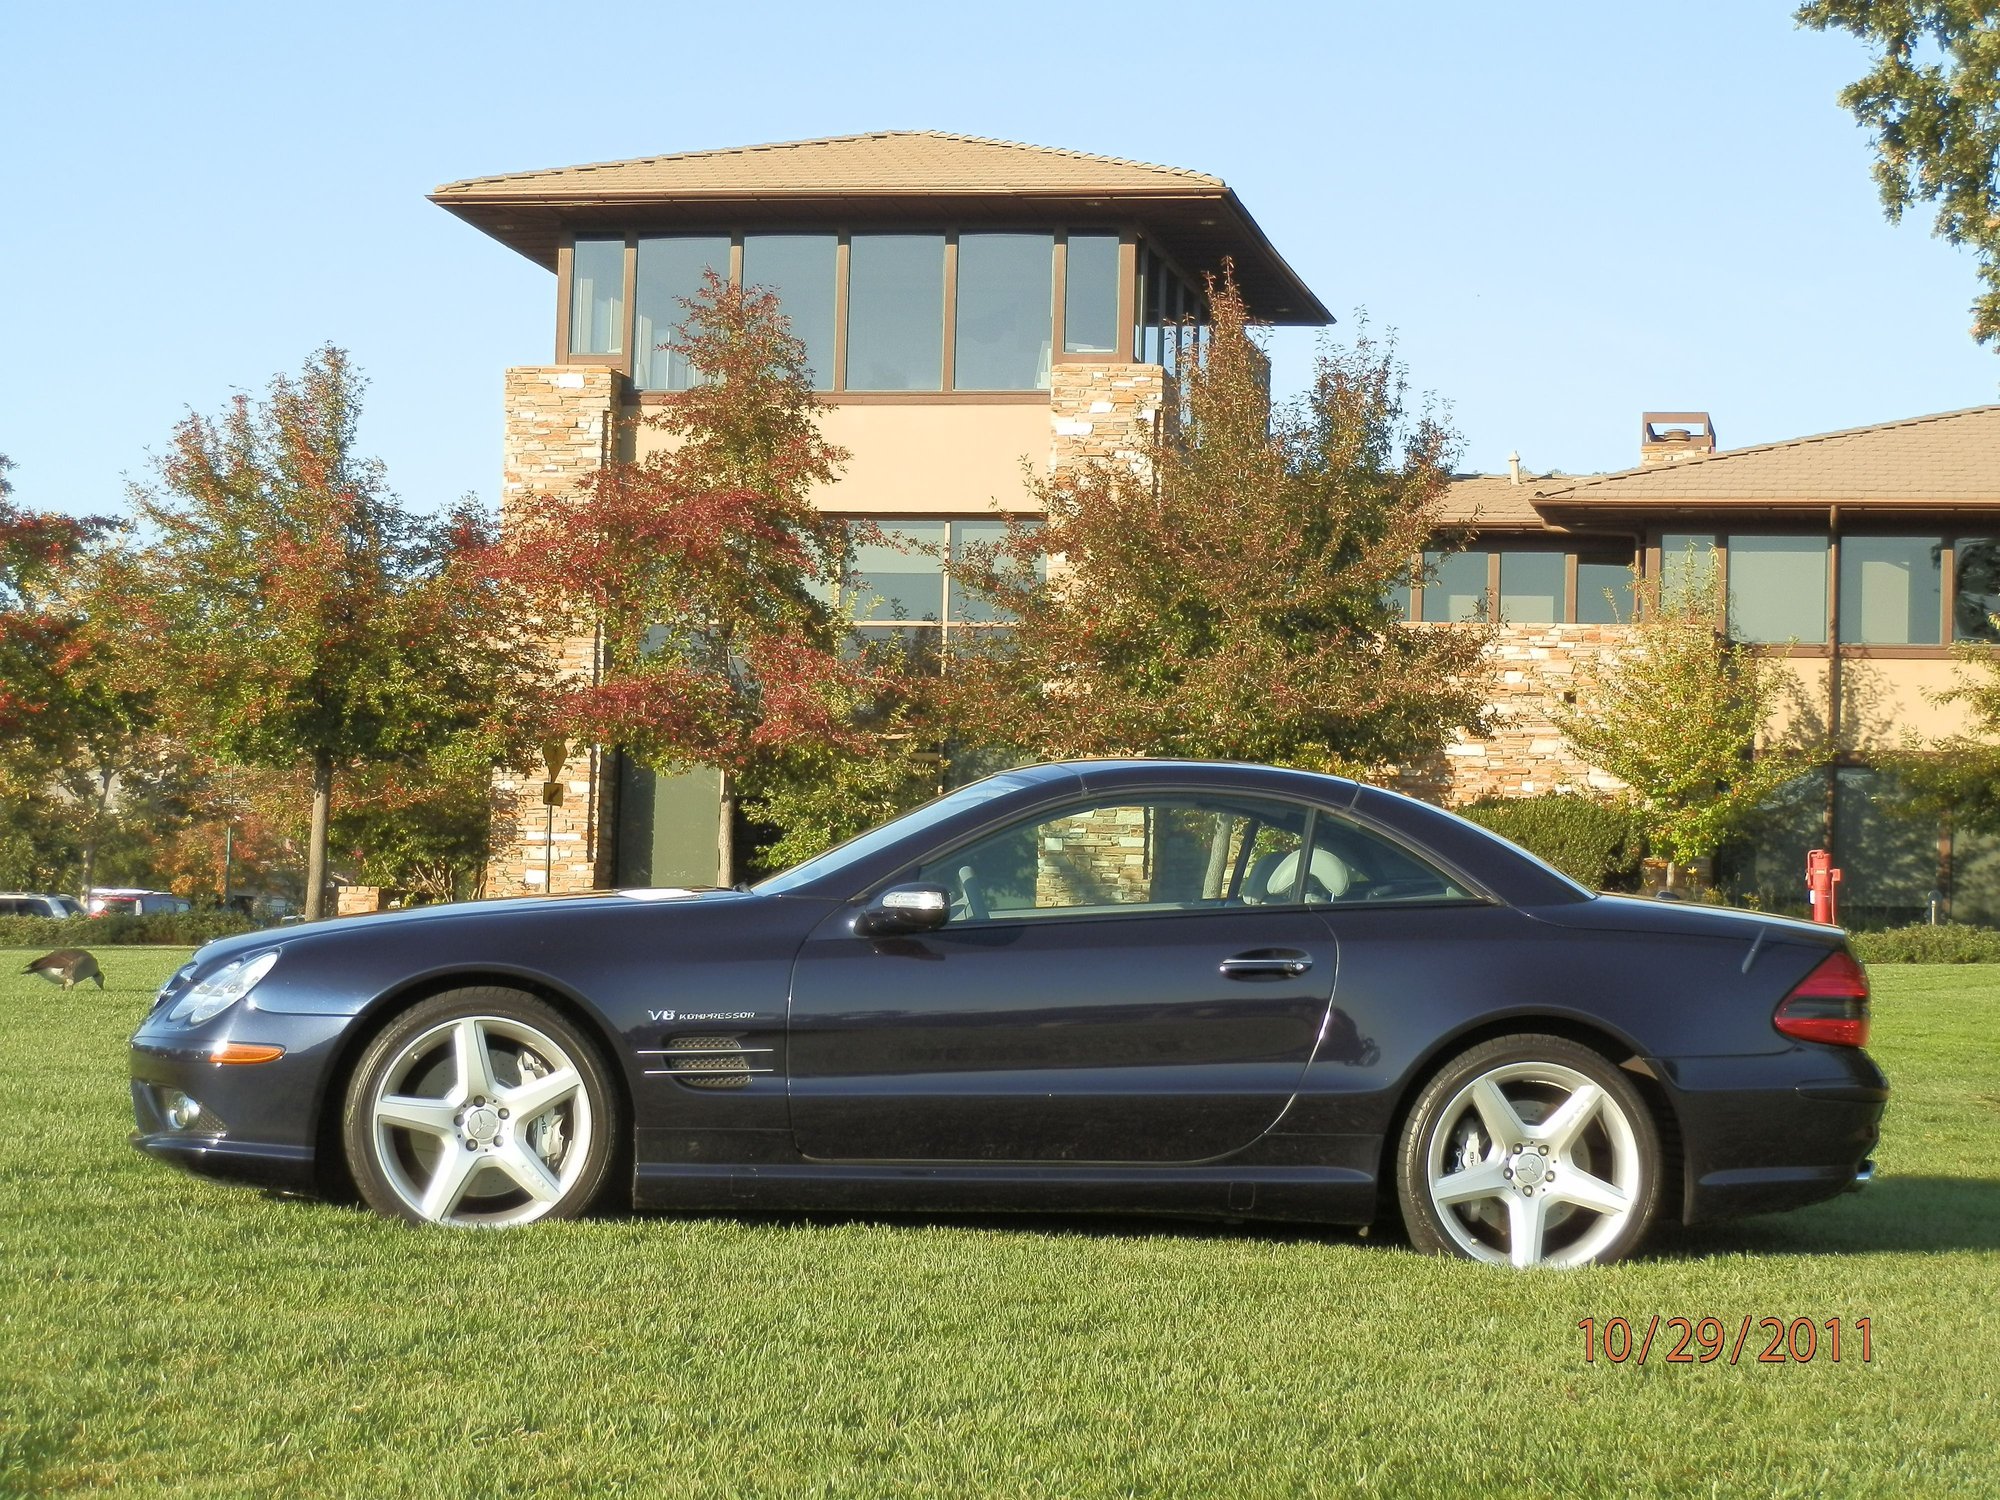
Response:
[429,184,1332,327]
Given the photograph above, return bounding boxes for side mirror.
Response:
[855,884,951,937]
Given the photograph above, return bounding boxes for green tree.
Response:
[1555,560,1818,886]
[948,276,1490,774]
[1877,637,2000,835]
[1799,2,2000,348]
[497,272,915,879]
[110,348,546,919]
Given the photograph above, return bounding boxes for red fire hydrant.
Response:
[1807,848,1842,926]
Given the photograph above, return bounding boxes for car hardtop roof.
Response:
[1011,758,1362,801]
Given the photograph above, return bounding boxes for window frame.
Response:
[893,791,1490,929]
[556,221,1187,399]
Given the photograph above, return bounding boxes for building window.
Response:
[633,235,729,391]
[1727,535,1827,644]
[1660,534,1719,606]
[743,234,837,390]
[1498,551,1563,624]
[568,237,625,356]
[1954,538,2000,642]
[843,518,1045,665]
[953,234,1053,392]
[1575,554,1634,624]
[1064,233,1120,354]
[1423,550,1490,622]
[844,234,946,392]
[1839,536,1943,645]
[1834,767,1938,922]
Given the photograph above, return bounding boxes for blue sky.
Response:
[2,1,1993,520]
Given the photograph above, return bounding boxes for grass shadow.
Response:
[1645,1175,2000,1259]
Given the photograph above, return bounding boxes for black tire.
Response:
[341,988,620,1228]
[1396,1033,1663,1268]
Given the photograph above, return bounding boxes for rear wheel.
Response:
[342,989,618,1228]
[1396,1034,1663,1268]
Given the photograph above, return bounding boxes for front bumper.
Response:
[129,1006,355,1193]
[1658,1046,1889,1224]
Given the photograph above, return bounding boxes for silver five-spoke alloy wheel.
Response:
[1398,1035,1663,1269]
[343,990,617,1227]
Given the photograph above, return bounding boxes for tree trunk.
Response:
[717,771,736,888]
[305,752,334,921]
[78,841,96,907]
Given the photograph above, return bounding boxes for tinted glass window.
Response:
[742,234,836,389]
[919,796,1310,922]
[948,519,1043,624]
[1575,555,1634,624]
[1498,551,1563,623]
[567,238,624,355]
[1728,535,1827,644]
[846,523,945,622]
[1954,538,2000,642]
[1839,536,1942,645]
[1659,534,1718,609]
[954,233,1053,391]
[1424,551,1489,622]
[1304,816,1474,905]
[845,234,944,391]
[1063,233,1120,354]
[633,236,730,391]
[755,773,1045,894]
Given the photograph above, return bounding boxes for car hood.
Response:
[186,887,741,967]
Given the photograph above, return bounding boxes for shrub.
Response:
[0,911,261,949]
[1851,923,2000,965]
[1459,795,1646,891]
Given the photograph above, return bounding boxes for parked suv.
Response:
[0,892,84,918]
[86,888,192,917]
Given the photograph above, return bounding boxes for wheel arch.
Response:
[1371,1011,1686,1226]
[311,968,636,1205]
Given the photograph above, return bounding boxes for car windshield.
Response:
[754,772,1046,895]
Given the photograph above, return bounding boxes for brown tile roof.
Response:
[433,130,1225,199]
[1440,473,1597,528]
[1534,404,2000,510]
[430,131,1332,325]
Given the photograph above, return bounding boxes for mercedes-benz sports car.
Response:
[130,760,1886,1267]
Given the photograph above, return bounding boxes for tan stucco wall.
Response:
[1841,657,1983,750]
[629,400,1050,515]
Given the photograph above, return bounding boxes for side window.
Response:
[917,795,1310,923]
[1305,815,1474,905]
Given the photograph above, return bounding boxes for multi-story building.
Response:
[434,132,2000,925]
[430,131,1330,895]
[1424,406,2000,923]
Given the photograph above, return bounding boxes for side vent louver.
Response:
[642,1035,772,1090]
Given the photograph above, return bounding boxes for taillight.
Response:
[1774,949,1871,1047]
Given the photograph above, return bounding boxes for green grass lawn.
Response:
[2,948,1996,1498]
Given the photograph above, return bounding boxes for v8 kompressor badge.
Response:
[648,1009,756,1023]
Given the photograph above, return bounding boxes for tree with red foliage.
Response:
[106,349,548,918]
[0,454,106,751]
[496,271,904,877]
[948,277,1490,774]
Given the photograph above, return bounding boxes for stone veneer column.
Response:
[486,367,620,898]
[1390,623,1635,806]
[1048,364,1167,476]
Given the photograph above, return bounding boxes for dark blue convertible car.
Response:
[130,760,1885,1267]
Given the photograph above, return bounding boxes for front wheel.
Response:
[342,989,619,1228]
[1396,1034,1663,1268]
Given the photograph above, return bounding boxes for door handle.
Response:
[1220,951,1313,978]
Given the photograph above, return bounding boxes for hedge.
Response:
[1458,795,1647,892]
[1850,923,2000,965]
[0,911,261,950]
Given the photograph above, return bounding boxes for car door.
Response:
[785,792,1339,1164]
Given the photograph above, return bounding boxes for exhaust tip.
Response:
[1847,1159,1876,1192]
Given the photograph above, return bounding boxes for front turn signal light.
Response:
[208,1042,286,1065]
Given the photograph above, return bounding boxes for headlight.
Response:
[168,951,280,1025]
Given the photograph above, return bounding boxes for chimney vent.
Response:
[1640,412,1716,465]
[1507,450,1522,485]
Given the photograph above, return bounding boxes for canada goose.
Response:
[22,949,103,990]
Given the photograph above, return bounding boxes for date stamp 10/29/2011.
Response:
[1579,1316,1873,1366]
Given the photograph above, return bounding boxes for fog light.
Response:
[160,1089,208,1132]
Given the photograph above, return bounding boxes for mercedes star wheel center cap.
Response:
[1513,1150,1547,1186]
[465,1106,501,1145]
